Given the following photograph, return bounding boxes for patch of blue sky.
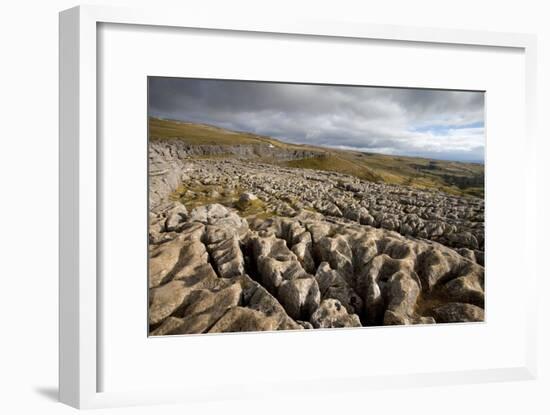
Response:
[412,121,484,136]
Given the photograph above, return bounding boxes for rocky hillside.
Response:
[150,117,485,197]
[148,133,485,335]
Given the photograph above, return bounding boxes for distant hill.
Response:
[149,117,484,198]
[149,117,306,150]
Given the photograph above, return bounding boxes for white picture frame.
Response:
[59,4,538,409]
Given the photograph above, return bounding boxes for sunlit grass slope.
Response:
[149,117,484,198]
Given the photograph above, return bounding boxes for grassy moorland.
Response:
[284,154,383,183]
[149,117,304,150]
[149,117,484,198]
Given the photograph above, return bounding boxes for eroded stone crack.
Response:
[148,141,485,335]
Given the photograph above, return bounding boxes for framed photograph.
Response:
[59,5,538,409]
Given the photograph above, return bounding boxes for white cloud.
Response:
[149,78,485,162]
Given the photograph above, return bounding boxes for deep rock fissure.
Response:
[148,140,485,334]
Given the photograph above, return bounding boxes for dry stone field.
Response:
[148,139,485,336]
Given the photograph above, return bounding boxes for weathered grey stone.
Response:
[148,238,183,288]
[356,253,415,324]
[250,234,308,292]
[188,203,229,224]
[278,277,321,321]
[167,240,209,281]
[315,235,354,283]
[444,272,485,307]
[239,275,302,330]
[433,302,485,323]
[205,225,238,244]
[315,262,363,315]
[148,140,485,334]
[208,307,279,332]
[188,203,248,228]
[177,222,206,242]
[168,283,243,335]
[382,271,420,325]
[297,320,314,329]
[306,222,332,244]
[239,192,258,203]
[416,247,453,291]
[310,299,361,328]
[208,236,245,278]
[456,247,477,263]
[149,280,190,325]
[291,241,316,274]
[164,203,188,232]
[448,231,479,250]
[150,316,184,336]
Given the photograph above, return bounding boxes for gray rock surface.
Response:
[239,192,258,203]
[164,203,188,232]
[148,141,485,335]
[310,299,362,328]
[433,302,485,323]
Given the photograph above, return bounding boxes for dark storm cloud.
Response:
[148,77,485,162]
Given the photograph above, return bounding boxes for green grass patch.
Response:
[172,181,276,218]
[234,198,274,217]
[150,117,308,151]
[283,154,382,182]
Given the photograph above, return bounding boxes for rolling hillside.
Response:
[149,117,484,198]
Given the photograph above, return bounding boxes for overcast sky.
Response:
[149,77,485,163]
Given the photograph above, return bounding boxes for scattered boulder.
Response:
[239,192,258,203]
